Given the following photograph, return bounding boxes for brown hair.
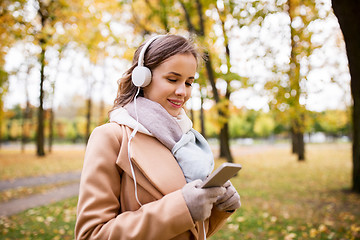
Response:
[111,34,199,111]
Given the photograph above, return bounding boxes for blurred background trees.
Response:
[1,0,358,192]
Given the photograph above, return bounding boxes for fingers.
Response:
[216,183,236,203]
[194,180,226,200]
[190,179,203,188]
[203,186,226,199]
[216,192,241,211]
[215,181,241,212]
[182,179,228,222]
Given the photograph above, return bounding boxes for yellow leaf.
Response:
[270,216,277,223]
[236,216,245,222]
[284,233,296,240]
[309,228,317,238]
[318,224,327,233]
[351,224,360,232]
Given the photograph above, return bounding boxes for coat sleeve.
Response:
[207,207,234,237]
[75,123,195,240]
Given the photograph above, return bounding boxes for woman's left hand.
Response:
[215,181,241,212]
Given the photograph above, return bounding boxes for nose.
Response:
[175,83,186,96]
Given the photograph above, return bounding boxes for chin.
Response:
[168,109,180,117]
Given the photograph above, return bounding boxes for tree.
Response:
[47,47,68,153]
[3,0,116,150]
[208,0,277,160]
[25,0,83,156]
[76,9,112,143]
[254,113,275,138]
[265,0,329,161]
[17,62,34,152]
[0,0,27,148]
[331,0,360,193]
[179,0,236,162]
[0,68,8,148]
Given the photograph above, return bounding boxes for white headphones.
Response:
[131,35,164,87]
[128,35,164,207]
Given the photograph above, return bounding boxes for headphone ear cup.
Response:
[132,66,152,87]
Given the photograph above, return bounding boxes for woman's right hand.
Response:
[182,179,226,222]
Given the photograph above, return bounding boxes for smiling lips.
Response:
[168,99,183,108]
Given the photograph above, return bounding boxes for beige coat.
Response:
[75,123,232,240]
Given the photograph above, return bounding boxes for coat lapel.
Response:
[116,126,186,196]
[130,131,187,195]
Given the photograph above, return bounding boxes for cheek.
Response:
[143,81,160,99]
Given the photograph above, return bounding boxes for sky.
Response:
[3,2,352,114]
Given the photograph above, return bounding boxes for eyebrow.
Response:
[167,71,195,80]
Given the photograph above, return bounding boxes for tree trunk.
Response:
[217,8,234,162]
[292,119,305,161]
[6,122,11,141]
[204,53,233,162]
[219,89,233,162]
[99,99,105,125]
[288,0,305,161]
[36,45,45,156]
[99,65,106,125]
[0,116,2,149]
[21,101,30,153]
[0,68,9,149]
[219,123,233,162]
[190,106,194,123]
[21,112,25,153]
[22,67,31,153]
[85,98,92,144]
[296,131,305,161]
[200,90,206,139]
[353,95,360,193]
[48,108,54,153]
[48,59,58,153]
[332,0,360,193]
[291,128,297,154]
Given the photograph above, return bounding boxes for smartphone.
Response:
[200,162,242,188]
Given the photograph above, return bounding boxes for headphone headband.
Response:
[137,35,164,66]
[132,35,165,87]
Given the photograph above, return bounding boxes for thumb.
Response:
[186,179,203,188]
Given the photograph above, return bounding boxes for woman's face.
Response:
[143,53,197,117]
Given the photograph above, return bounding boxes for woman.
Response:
[75,34,241,240]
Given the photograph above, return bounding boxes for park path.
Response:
[0,143,285,216]
[0,171,81,216]
[0,171,81,191]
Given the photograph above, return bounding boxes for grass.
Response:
[0,148,85,180]
[211,143,360,240]
[1,143,360,239]
[0,197,77,240]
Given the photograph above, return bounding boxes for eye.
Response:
[167,78,177,82]
[185,82,193,87]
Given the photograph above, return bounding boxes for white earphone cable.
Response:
[203,222,207,240]
[127,87,142,207]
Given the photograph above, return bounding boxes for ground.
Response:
[0,142,359,239]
